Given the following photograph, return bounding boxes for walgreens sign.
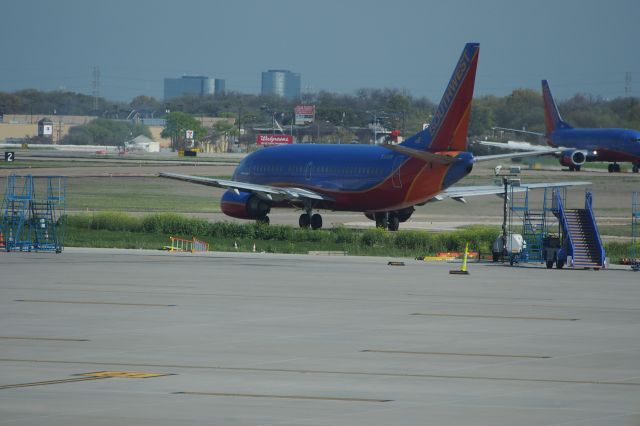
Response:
[256,134,294,145]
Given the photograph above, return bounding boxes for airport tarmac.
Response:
[1,249,639,425]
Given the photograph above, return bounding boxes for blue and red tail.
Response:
[542,80,572,134]
[400,43,479,153]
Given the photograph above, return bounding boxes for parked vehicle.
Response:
[492,234,525,265]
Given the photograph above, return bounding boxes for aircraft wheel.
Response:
[568,165,575,171]
[608,164,614,173]
[546,260,554,269]
[633,165,639,173]
[556,260,564,269]
[614,163,621,172]
[310,213,323,230]
[375,214,388,229]
[388,214,400,231]
[575,165,581,171]
[299,213,310,228]
[257,216,270,225]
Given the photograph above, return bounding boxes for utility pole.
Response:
[625,71,632,97]
[496,165,521,262]
[92,66,100,116]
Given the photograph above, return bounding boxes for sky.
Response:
[1,0,638,103]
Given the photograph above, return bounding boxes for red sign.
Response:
[294,105,315,115]
[294,105,315,125]
[256,134,294,145]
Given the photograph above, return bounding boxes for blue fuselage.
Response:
[226,144,474,213]
[549,128,640,163]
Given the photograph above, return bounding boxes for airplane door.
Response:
[392,157,403,189]
[305,161,313,181]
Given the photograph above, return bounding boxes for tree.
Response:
[130,96,162,116]
[63,118,151,146]
[161,112,207,150]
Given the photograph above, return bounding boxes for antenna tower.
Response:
[92,66,101,115]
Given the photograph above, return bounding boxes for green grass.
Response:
[65,177,221,212]
[58,212,640,263]
[62,212,500,257]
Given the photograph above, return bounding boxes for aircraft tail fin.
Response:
[400,43,479,153]
[542,80,572,133]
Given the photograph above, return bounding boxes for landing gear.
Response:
[608,163,621,173]
[310,213,323,230]
[568,165,581,171]
[256,215,270,225]
[388,213,400,231]
[299,207,322,230]
[374,212,400,231]
[299,213,310,228]
[633,164,639,173]
[375,213,388,229]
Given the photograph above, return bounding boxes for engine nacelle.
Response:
[221,190,271,219]
[559,150,587,167]
[364,207,415,223]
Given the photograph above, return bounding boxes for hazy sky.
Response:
[1,0,638,102]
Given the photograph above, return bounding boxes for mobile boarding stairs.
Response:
[553,190,605,269]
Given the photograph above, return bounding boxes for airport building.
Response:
[261,70,301,100]
[163,75,216,100]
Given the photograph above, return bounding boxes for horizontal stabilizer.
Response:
[382,143,457,164]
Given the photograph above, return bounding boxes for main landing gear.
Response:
[299,206,323,230]
[608,163,622,173]
[633,163,640,173]
[374,212,400,231]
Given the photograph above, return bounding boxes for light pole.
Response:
[496,166,521,262]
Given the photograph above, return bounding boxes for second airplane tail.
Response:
[542,80,572,134]
[400,43,479,153]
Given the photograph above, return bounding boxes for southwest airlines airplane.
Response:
[161,44,586,230]
[486,80,640,173]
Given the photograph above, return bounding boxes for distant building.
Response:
[261,70,301,100]
[214,79,226,96]
[37,118,54,139]
[164,75,215,100]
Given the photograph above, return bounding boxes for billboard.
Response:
[256,134,294,145]
[294,105,315,125]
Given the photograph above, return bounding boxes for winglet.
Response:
[400,43,479,153]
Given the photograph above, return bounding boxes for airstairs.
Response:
[1,174,66,253]
[554,191,605,269]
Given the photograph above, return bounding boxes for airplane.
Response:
[481,80,640,173]
[160,43,588,231]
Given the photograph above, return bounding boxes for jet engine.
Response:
[221,190,271,219]
[559,150,587,168]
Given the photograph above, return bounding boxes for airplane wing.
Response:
[477,140,560,152]
[158,172,332,202]
[433,181,590,203]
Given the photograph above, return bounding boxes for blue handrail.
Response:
[555,189,575,263]
[584,191,606,267]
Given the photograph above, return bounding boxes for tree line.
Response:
[1,88,639,143]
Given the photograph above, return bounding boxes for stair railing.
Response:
[584,191,606,267]
[555,189,575,264]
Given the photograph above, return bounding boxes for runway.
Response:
[1,249,639,425]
